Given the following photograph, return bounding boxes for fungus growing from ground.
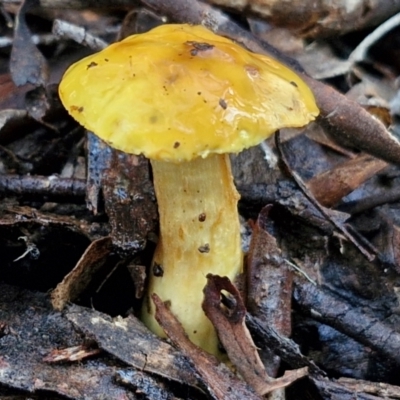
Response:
[58,24,319,356]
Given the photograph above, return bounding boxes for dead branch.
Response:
[205,0,400,39]
[293,275,400,366]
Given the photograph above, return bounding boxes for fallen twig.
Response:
[293,275,400,366]
[0,174,86,200]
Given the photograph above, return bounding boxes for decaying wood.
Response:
[247,206,293,339]
[202,275,308,395]
[0,174,86,200]
[246,205,293,380]
[51,236,113,310]
[43,344,101,363]
[203,274,274,394]
[246,314,324,378]
[245,205,295,400]
[339,186,400,214]
[101,149,158,253]
[293,275,400,366]
[0,284,136,399]
[205,0,400,39]
[53,19,108,50]
[311,376,390,400]
[306,154,388,208]
[115,370,181,400]
[66,303,201,388]
[153,293,263,400]
[86,133,158,253]
[338,377,400,399]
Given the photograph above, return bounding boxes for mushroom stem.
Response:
[142,153,243,356]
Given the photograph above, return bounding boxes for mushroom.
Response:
[58,24,319,356]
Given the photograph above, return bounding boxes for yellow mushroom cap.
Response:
[59,24,319,162]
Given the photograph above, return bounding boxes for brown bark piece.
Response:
[202,275,308,395]
[246,206,293,380]
[203,275,273,393]
[307,154,388,208]
[51,236,113,310]
[66,304,201,388]
[338,377,400,398]
[86,133,158,253]
[43,344,101,363]
[152,292,262,400]
[247,206,293,337]
[102,150,158,253]
[311,376,387,400]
